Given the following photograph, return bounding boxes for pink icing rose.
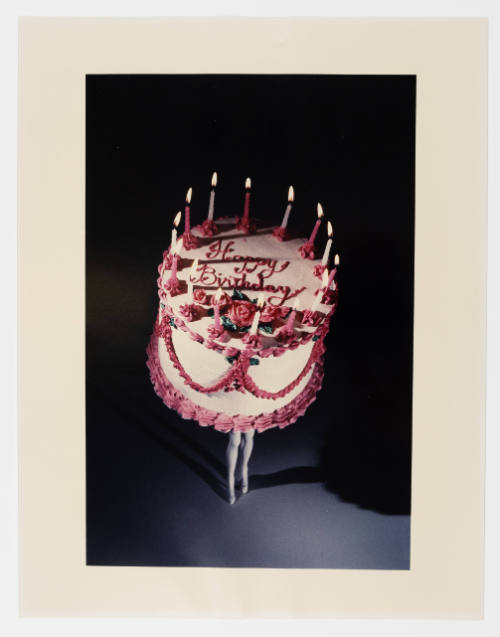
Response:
[226,300,257,328]
[193,288,208,305]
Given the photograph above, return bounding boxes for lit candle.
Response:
[170,211,182,252]
[207,172,217,220]
[321,221,334,266]
[327,254,340,288]
[171,237,183,279]
[250,293,265,335]
[280,185,294,228]
[213,287,222,329]
[187,258,199,303]
[308,203,324,245]
[184,187,193,234]
[286,297,300,330]
[311,269,329,312]
[242,177,251,222]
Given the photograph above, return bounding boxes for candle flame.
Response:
[327,221,333,237]
[288,185,294,202]
[173,211,182,227]
[211,172,217,187]
[317,203,324,218]
[293,297,300,311]
[245,177,251,189]
[189,258,199,278]
[331,280,337,291]
[186,187,192,203]
[174,238,183,255]
[334,253,340,266]
[256,292,265,309]
[322,269,329,288]
[215,287,222,302]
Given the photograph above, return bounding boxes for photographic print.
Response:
[86,73,415,569]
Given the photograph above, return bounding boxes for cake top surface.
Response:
[158,217,336,353]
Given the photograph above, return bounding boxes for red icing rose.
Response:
[226,300,257,328]
[193,288,208,305]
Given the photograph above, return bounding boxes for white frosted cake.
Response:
[147,213,338,433]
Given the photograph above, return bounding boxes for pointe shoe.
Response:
[228,491,236,505]
[241,480,248,494]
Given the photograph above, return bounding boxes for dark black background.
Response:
[86,75,415,568]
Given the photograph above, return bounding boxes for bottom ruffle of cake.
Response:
[146,333,324,433]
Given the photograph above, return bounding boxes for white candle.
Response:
[213,287,222,329]
[170,211,182,251]
[187,258,199,302]
[321,221,334,266]
[158,302,162,324]
[280,185,294,228]
[207,172,217,220]
[250,293,265,335]
[311,269,329,312]
[286,297,300,330]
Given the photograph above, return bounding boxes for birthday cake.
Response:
[146,182,339,434]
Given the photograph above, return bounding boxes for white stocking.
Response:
[239,430,255,494]
[226,431,241,504]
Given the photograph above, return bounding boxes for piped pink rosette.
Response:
[242,332,262,348]
[234,216,257,235]
[181,231,200,250]
[320,288,337,305]
[163,276,182,296]
[179,303,197,322]
[272,226,290,242]
[162,249,174,270]
[302,309,323,327]
[199,219,219,237]
[312,263,326,278]
[207,324,225,339]
[299,241,317,260]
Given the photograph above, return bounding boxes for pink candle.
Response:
[213,287,222,329]
[242,177,251,221]
[308,203,324,244]
[184,187,192,233]
[286,298,300,330]
[327,254,340,288]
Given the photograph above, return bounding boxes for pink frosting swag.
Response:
[146,332,325,433]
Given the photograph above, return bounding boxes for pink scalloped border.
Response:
[146,332,325,433]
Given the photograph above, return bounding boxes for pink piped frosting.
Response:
[272,226,290,242]
[199,219,219,237]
